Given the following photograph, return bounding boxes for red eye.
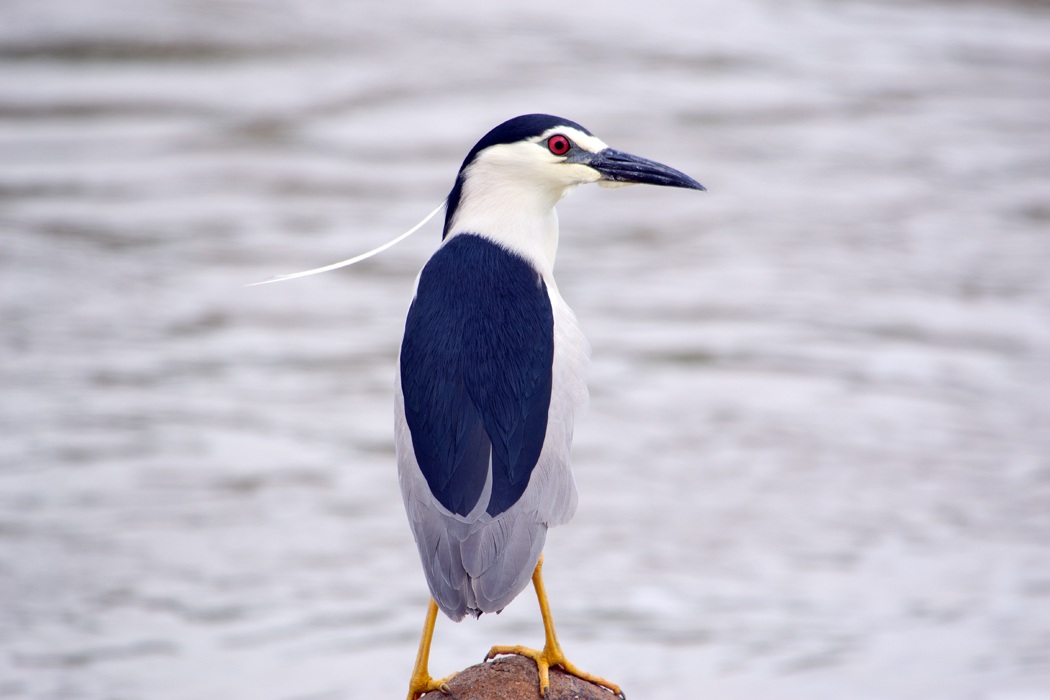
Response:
[547,134,571,156]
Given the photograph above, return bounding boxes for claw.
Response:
[406,673,455,700]
[483,554,623,698]
[485,644,622,698]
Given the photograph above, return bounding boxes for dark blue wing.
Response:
[400,234,554,518]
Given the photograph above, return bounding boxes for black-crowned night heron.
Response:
[396,114,704,699]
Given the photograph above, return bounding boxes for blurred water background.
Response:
[2,0,1049,698]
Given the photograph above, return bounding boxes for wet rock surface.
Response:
[421,655,620,700]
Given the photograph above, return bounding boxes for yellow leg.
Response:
[406,599,455,700]
[485,554,624,699]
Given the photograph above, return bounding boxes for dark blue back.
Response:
[400,234,555,517]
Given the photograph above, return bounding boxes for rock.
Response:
[420,654,621,700]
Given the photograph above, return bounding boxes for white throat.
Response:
[446,160,570,272]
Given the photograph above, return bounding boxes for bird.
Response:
[396,114,704,700]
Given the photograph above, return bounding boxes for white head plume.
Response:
[247,200,445,286]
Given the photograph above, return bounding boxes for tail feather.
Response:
[413,505,546,620]
[471,517,545,613]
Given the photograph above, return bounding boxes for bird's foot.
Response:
[405,670,455,700]
[485,643,624,699]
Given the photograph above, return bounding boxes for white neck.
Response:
[445,144,579,273]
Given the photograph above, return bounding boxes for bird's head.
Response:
[249,114,702,285]
[443,114,704,239]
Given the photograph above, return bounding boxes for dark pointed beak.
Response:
[587,148,705,190]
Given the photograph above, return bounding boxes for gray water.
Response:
[2,1,1049,698]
